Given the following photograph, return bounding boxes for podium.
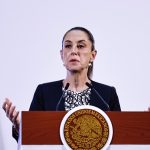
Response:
[18,111,150,150]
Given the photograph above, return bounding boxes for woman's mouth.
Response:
[69,59,80,62]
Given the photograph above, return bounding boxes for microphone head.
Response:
[85,82,92,88]
[65,83,70,90]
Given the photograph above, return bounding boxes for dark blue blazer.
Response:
[29,80,121,111]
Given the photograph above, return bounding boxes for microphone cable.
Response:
[56,83,70,111]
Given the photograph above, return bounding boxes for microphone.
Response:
[56,83,70,111]
[85,82,110,110]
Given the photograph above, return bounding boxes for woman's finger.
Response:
[12,111,19,124]
[2,100,7,111]
[12,111,20,131]
[2,98,11,112]
[8,105,16,121]
[5,101,12,117]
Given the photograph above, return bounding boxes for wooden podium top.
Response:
[21,111,150,145]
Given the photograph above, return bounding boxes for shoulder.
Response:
[33,80,63,98]
[38,80,63,88]
[91,80,117,96]
[35,80,63,93]
[91,80,115,90]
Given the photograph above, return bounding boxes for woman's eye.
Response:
[65,45,72,48]
[78,45,84,49]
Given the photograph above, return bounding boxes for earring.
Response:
[88,62,92,67]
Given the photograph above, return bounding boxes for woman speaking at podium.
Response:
[2,27,121,141]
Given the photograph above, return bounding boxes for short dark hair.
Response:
[62,27,96,79]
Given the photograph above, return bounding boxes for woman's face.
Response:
[61,30,96,73]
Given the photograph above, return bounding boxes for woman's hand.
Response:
[2,98,20,132]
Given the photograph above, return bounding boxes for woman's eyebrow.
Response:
[64,40,87,44]
[64,40,72,43]
[78,40,86,43]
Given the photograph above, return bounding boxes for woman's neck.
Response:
[64,71,91,92]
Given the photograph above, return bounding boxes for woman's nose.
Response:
[71,46,78,54]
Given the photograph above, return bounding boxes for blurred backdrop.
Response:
[0,0,150,149]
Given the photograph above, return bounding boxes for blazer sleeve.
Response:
[109,87,121,111]
[29,85,45,111]
[12,126,19,142]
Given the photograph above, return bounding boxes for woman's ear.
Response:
[60,50,63,60]
[91,50,97,61]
